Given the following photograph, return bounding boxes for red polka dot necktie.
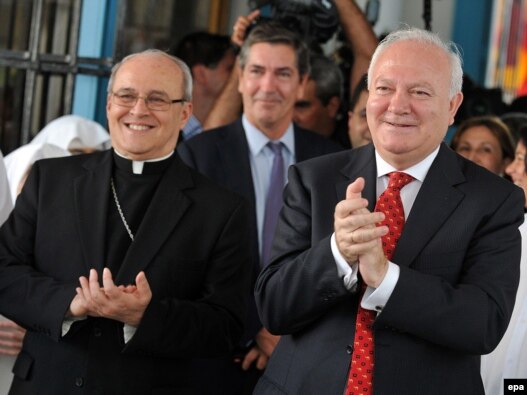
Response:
[345,172,414,395]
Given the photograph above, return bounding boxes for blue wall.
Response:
[452,0,493,85]
[72,0,117,127]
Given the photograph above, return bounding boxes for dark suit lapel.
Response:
[336,144,377,208]
[393,144,466,266]
[115,157,193,284]
[217,120,256,208]
[74,151,113,273]
[220,121,261,271]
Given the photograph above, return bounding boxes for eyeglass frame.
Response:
[109,91,187,111]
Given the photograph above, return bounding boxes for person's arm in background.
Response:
[0,152,23,358]
[333,0,378,93]
[202,10,260,130]
[202,57,242,130]
[0,319,25,356]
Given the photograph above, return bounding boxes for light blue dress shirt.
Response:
[242,115,296,258]
[181,114,202,141]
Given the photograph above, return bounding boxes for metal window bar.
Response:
[0,0,112,153]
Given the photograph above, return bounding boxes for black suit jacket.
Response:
[177,121,341,394]
[254,143,524,395]
[177,119,343,344]
[0,150,251,395]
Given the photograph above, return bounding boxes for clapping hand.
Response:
[69,268,152,327]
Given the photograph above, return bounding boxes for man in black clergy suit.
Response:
[177,22,342,394]
[0,49,251,394]
[254,27,525,395]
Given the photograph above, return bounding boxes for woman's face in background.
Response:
[505,140,527,207]
[455,126,510,175]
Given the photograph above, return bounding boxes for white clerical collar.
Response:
[113,149,174,175]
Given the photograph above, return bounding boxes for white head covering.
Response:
[30,115,111,152]
[4,143,70,205]
[0,151,12,225]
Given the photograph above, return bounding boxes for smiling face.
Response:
[367,40,463,169]
[106,53,192,160]
[238,42,305,139]
[454,125,511,175]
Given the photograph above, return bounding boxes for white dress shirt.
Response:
[481,214,527,395]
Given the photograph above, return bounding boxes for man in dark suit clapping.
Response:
[254,27,524,395]
[0,49,251,394]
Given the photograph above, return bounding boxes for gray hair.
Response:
[368,27,463,99]
[107,49,193,101]
[309,54,343,104]
[239,21,310,79]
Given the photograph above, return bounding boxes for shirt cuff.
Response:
[123,324,137,343]
[361,262,400,313]
[331,232,358,291]
[62,318,137,344]
[61,316,86,337]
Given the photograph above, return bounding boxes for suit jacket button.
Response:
[75,377,84,387]
[94,326,102,337]
[346,344,353,354]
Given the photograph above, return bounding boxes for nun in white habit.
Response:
[4,143,70,206]
[30,114,111,154]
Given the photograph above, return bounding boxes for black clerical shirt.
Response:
[105,150,175,274]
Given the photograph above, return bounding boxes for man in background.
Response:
[293,54,350,147]
[204,0,378,133]
[178,22,342,395]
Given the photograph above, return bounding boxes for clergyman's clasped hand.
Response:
[69,267,152,327]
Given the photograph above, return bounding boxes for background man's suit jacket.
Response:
[0,150,251,395]
[178,119,343,344]
[254,143,524,395]
[177,120,342,391]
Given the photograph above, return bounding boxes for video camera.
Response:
[248,0,340,45]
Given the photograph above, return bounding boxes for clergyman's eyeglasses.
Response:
[110,91,186,111]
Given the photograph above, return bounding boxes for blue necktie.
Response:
[261,142,285,267]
